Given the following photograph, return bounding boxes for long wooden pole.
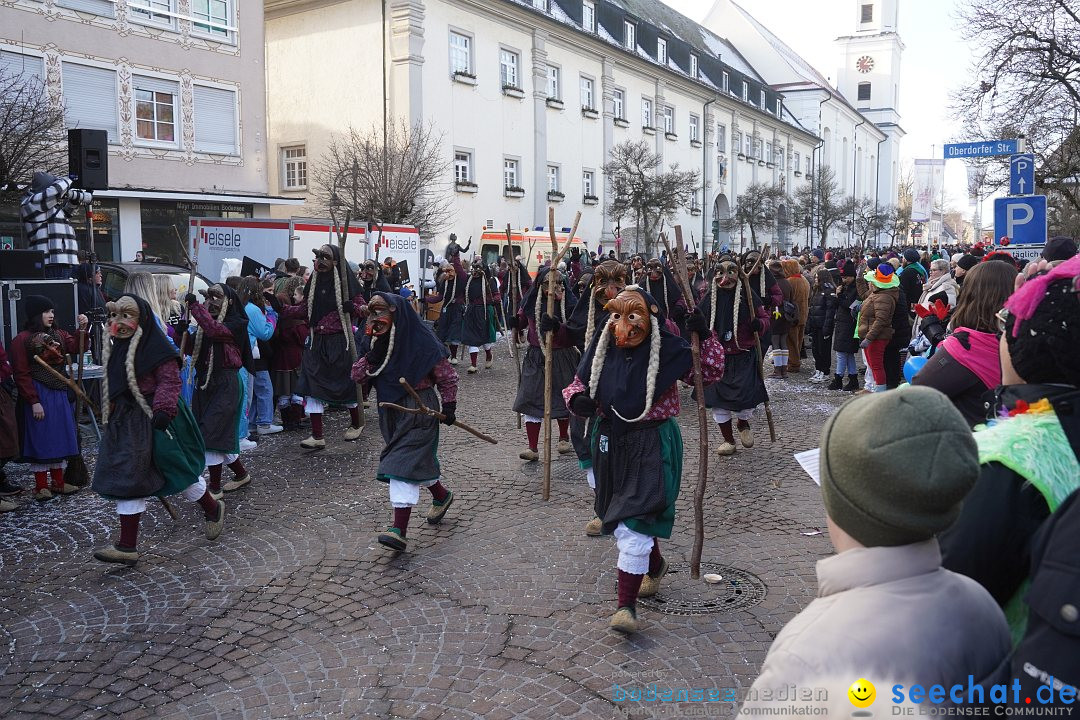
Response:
[333,211,364,429]
[739,248,777,442]
[506,224,522,429]
[182,219,202,397]
[660,227,709,580]
[541,208,581,501]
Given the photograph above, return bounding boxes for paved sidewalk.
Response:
[0,351,850,719]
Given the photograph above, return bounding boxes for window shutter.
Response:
[57,0,115,17]
[0,51,44,82]
[133,75,178,96]
[194,85,237,154]
[62,63,118,142]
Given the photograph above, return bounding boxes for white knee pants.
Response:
[116,478,207,515]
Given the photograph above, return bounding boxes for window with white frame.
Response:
[760,89,766,110]
[192,0,231,38]
[583,170,594,197]
[193,84,237,154]
[624,21,635,49]
[765,141,772,163]
[503,158,519,189]
[62,63,118,142]
[806,155,812,174]
[777,147,785,170]
[716,123,726,150]
[717,155,725,180]
[722,72,729,93]
[794,152,801,172]
[776,99,782,116]
[454,151,472,183]
[282,146,307,190]
[613,88,625,119]
[546,65,560,99]
[449,31,472,75]
[690,53,698,78]
[742,133,751,156]
[129,0,174,27]
[752,138,761,159]
[662,105,674,133]
[582,0,595,32]
[134,76,178,144]
[500,49,520,88]
[657,38,667,64]
[547,165,560,192]
[57,0,115,17]
[642,97,652,127]
[741,81,748,102]
[580,76,594,110]
[689,114,699,142]
[532,0,547,10]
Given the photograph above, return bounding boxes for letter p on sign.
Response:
[994,195,1047,246]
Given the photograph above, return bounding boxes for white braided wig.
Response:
[587,285,662,424]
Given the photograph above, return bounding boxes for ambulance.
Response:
[475,227,591,277]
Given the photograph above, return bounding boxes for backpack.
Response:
[781,300,798,323]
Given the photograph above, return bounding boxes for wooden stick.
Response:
[660,228,709,580]
[385,377,498,444]
[542,209,581,501]
[738,251,777,443]
[35,356,99,416]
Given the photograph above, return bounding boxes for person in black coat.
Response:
[806,267,837,382]
[829,261,861,391]
[899,249,926,318]
[883,286,910,389]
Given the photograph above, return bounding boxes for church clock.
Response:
[856,55,875,73]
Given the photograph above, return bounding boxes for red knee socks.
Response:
[227,458,246,477]
[485,348,492,363]
[428,481,449,503]
[208,464,223,493]
[196,491,220,518]
[392,507,412,536]
[617,569,644,609]
[118,513,141,550]
[470,351,478,367]
[49,466,64,491]
[34,471,48,492]
[349,406,361,428]
[557,417,569,441]
[648,539,663,576]
[309,413,324,439]
[525,421,540,451]
[718,421,735,445]
[449,344,458,360]
[736,419,750,432]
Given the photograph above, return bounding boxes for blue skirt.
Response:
[21,382,78,463]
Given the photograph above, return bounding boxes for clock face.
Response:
[856,55,875,73]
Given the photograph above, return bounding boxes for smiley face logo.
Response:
[848,678,876,708]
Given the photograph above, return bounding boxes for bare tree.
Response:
[953,0,1080,215]
[882,204,913,249]
[603,139,699,255]
[794,164,846,249]
[312,119,454,238]
[841,196,890,248]
[720,182,788,251]
[0,70,67,195]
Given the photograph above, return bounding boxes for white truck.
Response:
[187,217,433,287]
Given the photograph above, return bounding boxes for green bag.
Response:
[152,398,206,497]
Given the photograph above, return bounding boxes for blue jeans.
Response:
[835,351,857,376]
[248,370,274,426]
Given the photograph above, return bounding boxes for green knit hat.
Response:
[820,387,979,547]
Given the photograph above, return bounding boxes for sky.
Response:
[662,0,982,219]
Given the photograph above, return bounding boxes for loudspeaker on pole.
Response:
[67,129,109,190]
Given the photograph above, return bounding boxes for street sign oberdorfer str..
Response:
[944,140,1019,159]
[1010,154,1036,196]
[994,195,1047,246]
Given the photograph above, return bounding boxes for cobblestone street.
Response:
[0,345,848,720]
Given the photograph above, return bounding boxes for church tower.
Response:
[835,0,905,207]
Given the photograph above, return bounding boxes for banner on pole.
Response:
[912,159,945,222]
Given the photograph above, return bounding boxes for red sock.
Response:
[208,464,223,493]
[227,458,246,477]
[485,349,492,362]
[470,351,478,367]
[648,539,663,576]
[118,513,141,549]
[617,569,644,609]
[349,406,361,428]
[362,385,371,401]
[557,417,569,441]
[392,507,412,536]
[49,466,64,490]
[196,491,220,518]
[428,481,449,503]
[525,421,540,451]
[34,471,48,492]
[449,345,458,359]
[736,419,750,431]
[718,421,735,444]
[310,412,324,439]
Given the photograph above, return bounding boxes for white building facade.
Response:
[703,0,904,244]
[0,0,297,263]
[265,0,819,255]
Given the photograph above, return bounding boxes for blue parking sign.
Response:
[994,196,1046,246]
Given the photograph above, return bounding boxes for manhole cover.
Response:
[638,562,767,616]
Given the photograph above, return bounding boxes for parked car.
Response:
[98,262,211,303]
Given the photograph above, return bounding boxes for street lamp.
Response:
[846,219,853,247]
